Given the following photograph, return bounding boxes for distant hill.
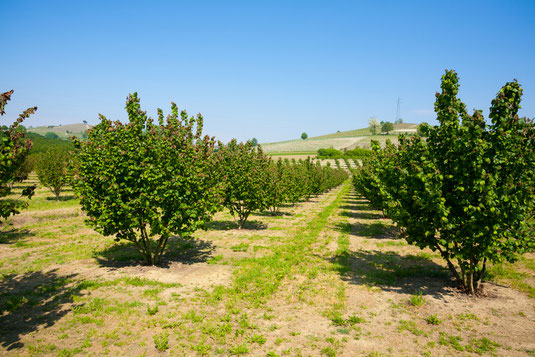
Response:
[28,123,90,139]
[262,123,418,154]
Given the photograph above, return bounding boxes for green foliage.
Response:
[36,149,69,199]
[265,159,289,214]
[26,132,74,154]
[416,122,431,137]
[10,154,36,186]
[353,70,535,294]
[219,140,271,227]
[71,93,223,265]
[425,314,441,325]
[408,291,424,306]
[345,147,372,159]
[45,132,59,139]
[153,331,169,351]
[251,137,258,146]
[317,148,343,158]
[301,132,308,140]
[381,121,394,134]
[0,90,37,220]
[317,147,372,159]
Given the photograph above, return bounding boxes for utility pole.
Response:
[395,97,401,123]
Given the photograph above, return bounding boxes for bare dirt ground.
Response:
[0,179,534,356]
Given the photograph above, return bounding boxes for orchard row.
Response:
[352,70,535,295]
[1,91,347,266]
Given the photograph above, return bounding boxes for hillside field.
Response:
[261,123,418,154]
[28,123,90,140]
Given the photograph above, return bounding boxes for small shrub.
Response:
[425,314,441,325]
[153,331,169,351]
[408,291,425,307]
[36,148,69,199]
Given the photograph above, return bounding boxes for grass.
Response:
[487,257,535,298]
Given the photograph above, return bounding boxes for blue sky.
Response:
[2,0,534,142]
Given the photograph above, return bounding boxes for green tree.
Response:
[251,137,258,146]
[45,132,59,139]
[416,122,431,137]
[71,93,223,265]
[36,149,68,199]
[381,121,394,134]
[219,139,270,228]
[368,117,380,135]
[354,70,535,294]
[10,155,36,188]
[0,90,37,220]
[301,132,308,140]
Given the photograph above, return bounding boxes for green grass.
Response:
[408,291,425,307]
[487,257,535,298]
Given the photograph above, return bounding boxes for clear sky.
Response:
[2,0,534,142]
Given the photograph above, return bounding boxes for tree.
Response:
[301,132,308,140]
[265,159,289,214]
[251,137,258,147]
[83,120,88,124]
[36,149,68,199]
[0,90,37,220]
[368,117,380,135]
[10,155,36,188]
[416,122,431,137]
[219,139,271,228]
[381,122,394,134]
[395,118,404,124]
[45,132,59,139]
[354,70,535,294]
[71,93,223,265]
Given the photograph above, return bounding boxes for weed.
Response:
[248,334,266,345]
[231,243,250,252]
[207,255,224,264]
[192,342,212,355]
[153,331,169,351]
[408,291,425,307]
[398,320,424,336]
[147,304,159,316]
[425,314,441,325]
[321,346,337,357]
[228,342,249,355]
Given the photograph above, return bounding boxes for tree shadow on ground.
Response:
[340,210,385,220]
[205,220,267,231]
[335,221,399,240]
[329,249,453,298]
[0,229,34,244]
[0,270,81,350]
[255,210,293,217]
[93,235,216,268]
[45,195,76,201]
